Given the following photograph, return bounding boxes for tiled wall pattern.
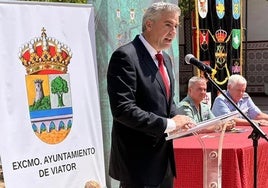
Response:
[245,41,268,94]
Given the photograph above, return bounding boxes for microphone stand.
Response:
[205,72,268,188]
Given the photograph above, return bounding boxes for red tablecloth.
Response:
[173,126,268,188]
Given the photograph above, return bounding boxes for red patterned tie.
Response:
[155,53,170,100]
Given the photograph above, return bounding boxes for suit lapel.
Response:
[133,36,172,103]
[162,53,173,102]
[163,53,173,92]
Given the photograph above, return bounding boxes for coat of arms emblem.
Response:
[18,28,73,144]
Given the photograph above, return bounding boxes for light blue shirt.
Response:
[212,91,261,119]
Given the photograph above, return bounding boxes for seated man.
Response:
[178,76,235,131]
[178,76,214,123]
[212,74,268,126]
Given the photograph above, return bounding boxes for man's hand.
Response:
[256,119,268,126]
[172,115,195,132]
[224,120,236,131]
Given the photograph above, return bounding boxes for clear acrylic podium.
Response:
[166,111,239,188]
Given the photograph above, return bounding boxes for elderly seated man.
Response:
[212,74,268,126]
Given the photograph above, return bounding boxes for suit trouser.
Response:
[119,161,173,188]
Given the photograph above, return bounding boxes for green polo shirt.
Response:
[178,95,215,123]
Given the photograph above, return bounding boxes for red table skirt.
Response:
[173,126,268,188]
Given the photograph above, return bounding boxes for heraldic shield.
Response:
[19,28,73,144]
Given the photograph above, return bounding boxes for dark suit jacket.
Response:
[107,35,180,186]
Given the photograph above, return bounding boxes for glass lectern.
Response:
[166,111,239,188]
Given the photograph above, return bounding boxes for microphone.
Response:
[185,54,216,75]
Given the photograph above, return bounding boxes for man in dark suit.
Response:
[107,2,194,188]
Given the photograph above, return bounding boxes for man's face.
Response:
[189,81,207,104]
[228,83,246,103]
[146,12,179,51]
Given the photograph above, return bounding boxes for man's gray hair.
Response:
[227,74,247,87]
[188,76,207,88]
[142,2,181,32]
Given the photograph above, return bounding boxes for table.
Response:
[173,126,268,188]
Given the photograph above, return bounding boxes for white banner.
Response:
[0,1,106,188]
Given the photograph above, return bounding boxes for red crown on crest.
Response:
[215,28,227,43]
[19,27,72,75]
